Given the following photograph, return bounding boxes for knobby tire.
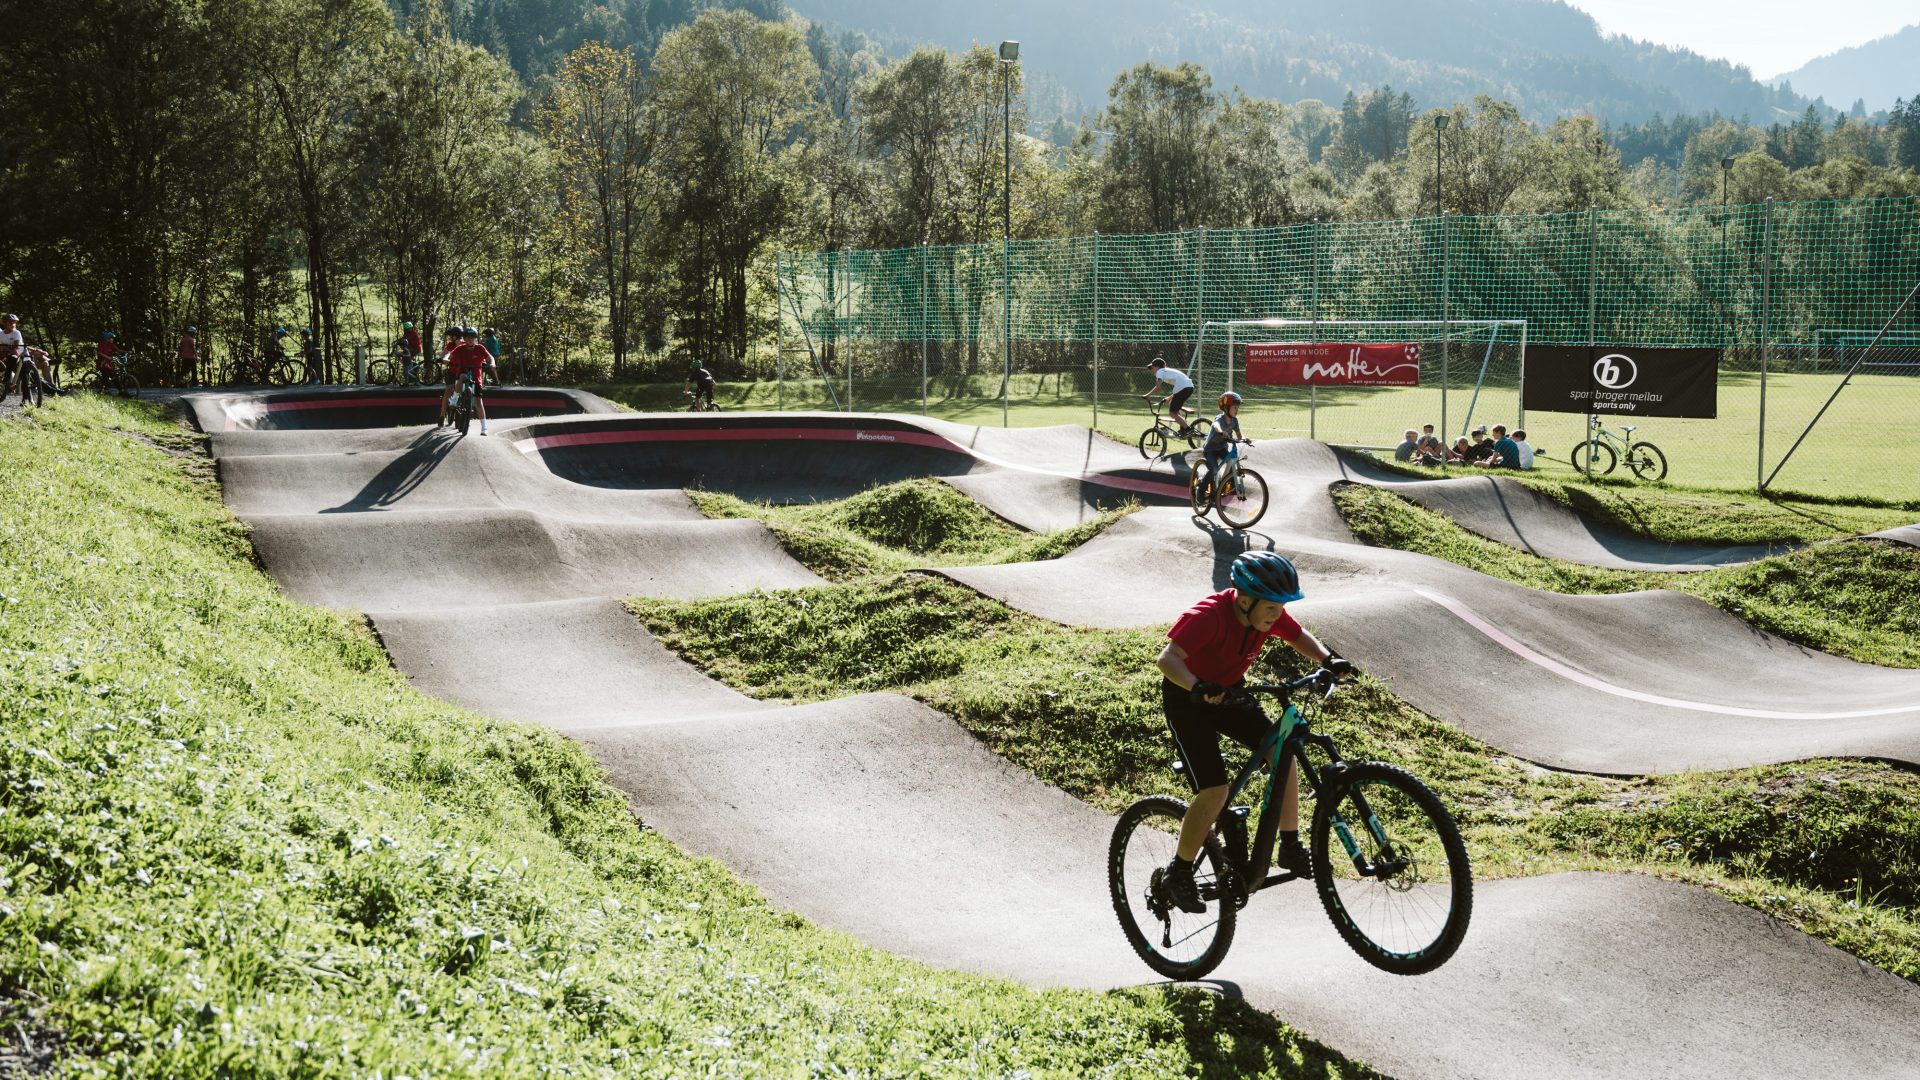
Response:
[1216,468,1269,530]
[1626,441,1667,482]
[1109,795,1237,981]
[1310,761,1472,975]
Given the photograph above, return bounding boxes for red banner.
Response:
[1244,342,1422,387]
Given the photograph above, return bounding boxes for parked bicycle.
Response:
[1109,667,1473,979]
[1568,415,1667,481]
[224,348,302,388]
[1138,398,1211,460]
[1188,440,1269,530]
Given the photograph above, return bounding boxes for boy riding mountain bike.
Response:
[1199,391,1252,493]
[1142,356,1197,434]
[439,325,496,435]
[1155,550,1354,914]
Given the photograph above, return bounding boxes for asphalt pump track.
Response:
[192,388,1920,1079]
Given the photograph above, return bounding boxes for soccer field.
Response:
[600,369,1920,503]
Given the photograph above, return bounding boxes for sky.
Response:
[1566,0,1915,78]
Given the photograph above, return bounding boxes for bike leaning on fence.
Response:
[1187,439,1269,530]
[1109,667,1473,979]
[1139,398,1211,460]
[1568,415,1667,481]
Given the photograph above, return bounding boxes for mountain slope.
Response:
[1771,24,1920,114]
[787,0,1812,124]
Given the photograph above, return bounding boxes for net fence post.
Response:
[776,253,786,410]
[1585,205,1598,452]
[1441,211,1451,439]
[1092,231,1100,431]
[1758,197,1774,491]
[1516,319,1528,431]
[1195,227,1207,399]
[1312,217,1322,440]
[921,241,930,416]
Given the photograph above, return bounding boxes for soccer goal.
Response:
[1190,318,1528,449]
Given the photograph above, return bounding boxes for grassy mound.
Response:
[0,397,1370,1077]
[689,479,1131,580]
[633,574,1920,981]
[1330,481,1920,667]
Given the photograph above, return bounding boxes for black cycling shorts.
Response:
[1161,678,1268,790]
[1167,386,1194,413]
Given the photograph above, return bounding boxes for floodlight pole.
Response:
[1433,114,1448,219]
[1721,156,1733,348]
[999,40,1019,428]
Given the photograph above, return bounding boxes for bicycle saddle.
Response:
[1622,424,1637,433]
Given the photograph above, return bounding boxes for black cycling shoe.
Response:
[1276,839,1312,876]
[1159,858,1208,914]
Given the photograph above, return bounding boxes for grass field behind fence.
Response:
[595,369,1920,503]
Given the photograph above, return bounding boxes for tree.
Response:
[538,41,653,374]
[650,9,818,367]
[364,0,532,359]
[1410,98,1544,216]
[1215,94,1313,228]
[857,48,968,246]
[1515,116,1627,212]
[1096,62,1220,231]
[212,0,396,380]
[1325,87,1416,181]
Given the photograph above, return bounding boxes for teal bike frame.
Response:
[1203,674,1394,901]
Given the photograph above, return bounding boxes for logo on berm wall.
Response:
[1593,353,1638,389]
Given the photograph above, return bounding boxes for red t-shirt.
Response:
[178,334,197,361]
[97,341,116,369]
[447,342,492,372]
[403,328,422,353]
[1167,589,1302,686]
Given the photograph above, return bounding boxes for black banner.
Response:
[1523,345,1720,418]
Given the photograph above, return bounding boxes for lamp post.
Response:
[1433,114,1448,217]
[998,39,1019,427]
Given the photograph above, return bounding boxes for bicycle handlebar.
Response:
[1235,667,1352,704]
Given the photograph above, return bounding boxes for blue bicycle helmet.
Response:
[1230,551,1303,604]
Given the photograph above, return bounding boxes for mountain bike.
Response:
[4,353,51,406]
[684,389,722,412]
[1568,415,1667,481]
[1138,398,1211,460]
[224,349,301,388]
[88,353,141,398]
[448,370,479,436]
[1188,439,1269,530]
[1109,668,1473,979]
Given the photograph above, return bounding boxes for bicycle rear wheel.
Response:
[1568,440,1615,477]
[1188,466,1213,516]
[1215,468,1268,529]
[364,357,395,386]
[1626,441,1667,482]
[1138,425,1168,460]
[1109,795,1238,981]
[1311,762,1472,975]
[1182,418,1212,449]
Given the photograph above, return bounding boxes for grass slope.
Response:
[1328,481,1920,667]
[688,479,1132,580]
[633,574,1920,982]
[0,397,1372,1078]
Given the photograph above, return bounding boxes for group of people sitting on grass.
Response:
[1395,423,1534,469]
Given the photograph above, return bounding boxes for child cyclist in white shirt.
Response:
[1142,356,1198,434]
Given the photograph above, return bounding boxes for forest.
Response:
[6,0,1918,381]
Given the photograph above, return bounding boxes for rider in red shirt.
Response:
[1154,551,1353,913]
[96,331,120,374]
[439,324,496,434]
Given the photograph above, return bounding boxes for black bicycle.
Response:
[4,353,51,406]
[684,389,721,412]
[1138,398,1211,460]
[1109,668,1473,979]
[448,370,479,436]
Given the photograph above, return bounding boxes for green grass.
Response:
[0,396,1376,1077]
[582,369,1920,503]
[631,574,1920,982]
[687,479,1133,580]
[1328,481,1920,667]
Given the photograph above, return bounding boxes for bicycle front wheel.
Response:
[1568,440,1615,477]
[1216,468,1268,530]
[115,369,141,398]
[1311,762,1472,975]
[1109,795,1238,981]
[24,368,45,407]
[1138,425,1168,460]
[1626,441,1667,482]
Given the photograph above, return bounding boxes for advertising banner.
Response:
[1244,342,1422,387]
[1522,345,1719,418]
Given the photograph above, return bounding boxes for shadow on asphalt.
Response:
[321,428,458,512]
